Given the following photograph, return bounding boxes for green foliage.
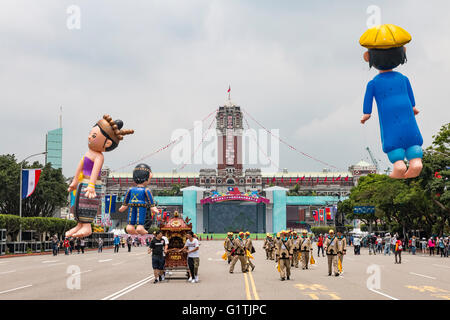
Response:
[0,155,68,217]
[0,214,77,240]
[287,184,318,196]
[311,226,335,235]
[152,184,183,196]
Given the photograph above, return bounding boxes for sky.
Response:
[1,0,449,178]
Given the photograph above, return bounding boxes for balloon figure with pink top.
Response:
[66,115,134,238]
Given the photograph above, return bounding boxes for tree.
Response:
[0,154,68,217]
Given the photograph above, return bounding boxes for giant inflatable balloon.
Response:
[118,163,159,235]
[66,115,134,238]
[359,24,423,179]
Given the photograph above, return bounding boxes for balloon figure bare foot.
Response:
[126,225,138,235]
[404,158,423,179]
[72,223,92,238]
[136,225,148,235]
[389,160,407,179]
[66,223,83,238]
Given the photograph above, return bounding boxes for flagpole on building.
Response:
[19,152,47,242]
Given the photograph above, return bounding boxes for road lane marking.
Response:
[110,277,154,300]
[42,260,59,263]
[0,261,12,264]
[433,264,450,269]
[102,276,154,300]
[98,259,113,263]
[409,272,436,280]
[0,270,16,275]
[369,289,398,300]
[112,261,125,266]
[247,270,260,300]
[405,285,447,293]
[0,284,32,295]
[243,273,252,300]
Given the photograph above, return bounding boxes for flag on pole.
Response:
[319,209,324,221]
[336,175,341,181]
[345,176,349,181]
[325,207,331,220]
[21,169,41,199]
[296,176,299,183]
[312,210,319,221]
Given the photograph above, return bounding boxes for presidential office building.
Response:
[102,99,376,233]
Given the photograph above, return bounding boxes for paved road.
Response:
[0,240,449,300]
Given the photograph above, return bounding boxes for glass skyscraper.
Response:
[45,128,63,169]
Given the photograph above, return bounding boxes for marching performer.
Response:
[291,231,300,268]
[224,232,234,264]
[229,232,248,273]
[245,231,255,271]
[336,230,347,273]
[263,233,274,260]
[324,230,339,276]
[274,232,281,263]
[275,230,293,281]
[300,230,313,270]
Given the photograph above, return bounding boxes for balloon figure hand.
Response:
[360,114,371,124]
[68,183,77,193]
[83,187,96,199]
[413,107,419,116]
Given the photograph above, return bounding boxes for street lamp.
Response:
[19,151,47,242]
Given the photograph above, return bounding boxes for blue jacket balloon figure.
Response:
[119,164,159,235]
[359,24,423,179]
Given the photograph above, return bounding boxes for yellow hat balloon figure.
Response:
[66,115,134,238]
[359,24,423,179]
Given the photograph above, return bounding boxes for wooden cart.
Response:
[160,211,192,280]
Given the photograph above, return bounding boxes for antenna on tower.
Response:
[59,106,62,128]
[227,85,231,101]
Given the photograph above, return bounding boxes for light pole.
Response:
[19,152,47,242]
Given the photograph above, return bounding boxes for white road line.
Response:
[98,259,113,263]
[0,261,12,264]
[110,277,154,300]
[45,263,65,267]
[433,264,450,269]
[409,272,436,280]
[72,270,92,277]
[42,260,59,263]
[369,289,399,300]
[0,284,32,295]
[102,276,154,300]
[0,270,16,275]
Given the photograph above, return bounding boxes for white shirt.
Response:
[185,238,200,258]
[353,238,361,246]
[162,236,169,257]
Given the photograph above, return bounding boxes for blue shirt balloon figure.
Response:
[359,24,423,179]
[119,164,159,235]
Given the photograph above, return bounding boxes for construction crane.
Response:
[366,147,380,173]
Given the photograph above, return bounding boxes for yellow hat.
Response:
[276,232,280,237]
[329,229,335,234]
[245,231,250,235]
[266,233,270,237]
[302,229,307,234]
[239,231,244,235]
[292,231,297,235]
[359,24,411,49]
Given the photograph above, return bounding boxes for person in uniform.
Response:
[291,231,300,268]
[275,230,293,281]
[274,232,281,263]
[224,232,234,264]
[300,230,313,270]
[229,232,248,273]
[336,231,347,273]
[244,231,255,271]
[263,233,273,260]
[324,229,339,276]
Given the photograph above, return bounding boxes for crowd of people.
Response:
[51,235,89,256]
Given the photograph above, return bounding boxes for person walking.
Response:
[421,237,427,254]
[376,235,383,254]
[383,233,391,255]
[444,237,449,258]
[63,237,70,255]
[181,231,200,283]
[148,230,168,283]
[229,232,248,274]
[291,231,300,268]
[75,238,81,254]
[353,236,361,255]
[127,236,132,252]
[428,238,435,256]
[262,233,273,261]
[98,238,103,253]
[317,234,325,257]
[225,232,235,264]
[300,230,313,270]
[394,236,403,264]
[410,236,417,255]
[52,235,59,256]
[114,235,120,253]
[69,237,74,254]
[244,231,255,272]
[438,238,445,257]
[336,231,347,273]
[275,230,293,281]
[324,230,339,276]
[80,238,85,254]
